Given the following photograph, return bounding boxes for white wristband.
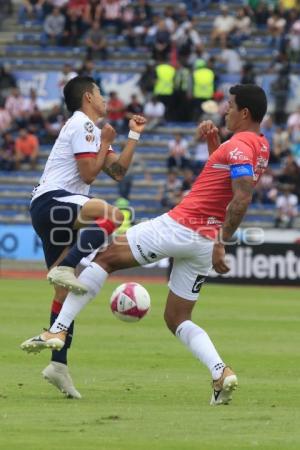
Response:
[128,130,140,141]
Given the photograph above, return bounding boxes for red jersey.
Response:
[168,131,270,239]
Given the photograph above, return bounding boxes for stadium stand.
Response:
[0,0,300,229]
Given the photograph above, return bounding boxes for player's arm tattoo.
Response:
[220,176,254,242]
[103,162,127,181]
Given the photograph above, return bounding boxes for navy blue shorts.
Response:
[30,189,91,268]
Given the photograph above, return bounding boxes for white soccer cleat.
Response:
[47,266,88,295]
[210,366,238,406]
[20,330,66,354]
[42,362,82,399]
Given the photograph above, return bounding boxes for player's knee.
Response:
[83,198,102,217]
[83,199,123,227]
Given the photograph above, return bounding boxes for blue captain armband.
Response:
[230,164,254,179]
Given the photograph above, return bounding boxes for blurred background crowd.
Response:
[0,0,300,229]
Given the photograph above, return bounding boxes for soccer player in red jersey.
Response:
[22,84,269,405]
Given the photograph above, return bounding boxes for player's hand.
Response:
[129,115,147,134]
[198,120,219,140]
[212,242,230,274]
[198,120,220,154]
[101,123,116,145]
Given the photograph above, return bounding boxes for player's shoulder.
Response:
[223,132,257,153]
[68,111,96,134]
[227,131,251,144]
[212,133,255,165]
[234,131,265,144]
[235,132,270,155]
[212,135,242,158]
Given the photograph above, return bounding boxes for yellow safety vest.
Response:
[154,64,175,96]
[193,68,214,99]
[115,208,133,235]
[280,0,296,9]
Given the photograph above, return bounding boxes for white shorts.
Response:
[126,214,213,301]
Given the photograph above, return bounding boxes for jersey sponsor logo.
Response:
[229,148,241,159]
[136,244,151,263]
[207,216,222,225]
[191,275,206,293]
[84,121,94,133]
[85,134,95,143]
[229,148,249,162]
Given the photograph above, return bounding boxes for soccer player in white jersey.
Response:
[22,76,146,398]
[22,84,269,405]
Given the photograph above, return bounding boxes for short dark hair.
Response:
[63,76,96,113]
[229,84,267,123]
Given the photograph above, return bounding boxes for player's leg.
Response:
[20,214,182,350]
[66,198,123,264]
[49,234,140,333]
[67,198,124,267]
[21,241,81,397]
[42,285,81,399]
[21,195,81,397]
[48,198,124,293]
[48,213,176,333]
[21,213,166,345]
[165,257,238,406]
[21,195,75,352]
[20,268,81,398]
[164,290,225,368]
[49,284,69,363]
[29,191,97,295]
[48,250,99,366]
[164,289,228,379]
[34,214,179,338]
[20,234,138,349]
[44,247,87,399]
[48,249,78,367]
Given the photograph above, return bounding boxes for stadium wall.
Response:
[1,225,299,285]
[209,244,300,286]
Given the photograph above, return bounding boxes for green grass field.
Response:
[0,279,300,450]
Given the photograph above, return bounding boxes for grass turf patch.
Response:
[0,280,299,450]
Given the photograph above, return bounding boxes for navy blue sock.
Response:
[50,300,74,365]
[59,223,106,269]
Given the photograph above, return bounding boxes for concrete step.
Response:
[1,21,17,32]
[3,45,149,61]
[0,174,164,188]
[0,31,15,44]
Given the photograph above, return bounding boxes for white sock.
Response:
[50,263,108,332]
[176,320,225,380]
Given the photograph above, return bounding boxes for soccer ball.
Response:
[110,282,151,322]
